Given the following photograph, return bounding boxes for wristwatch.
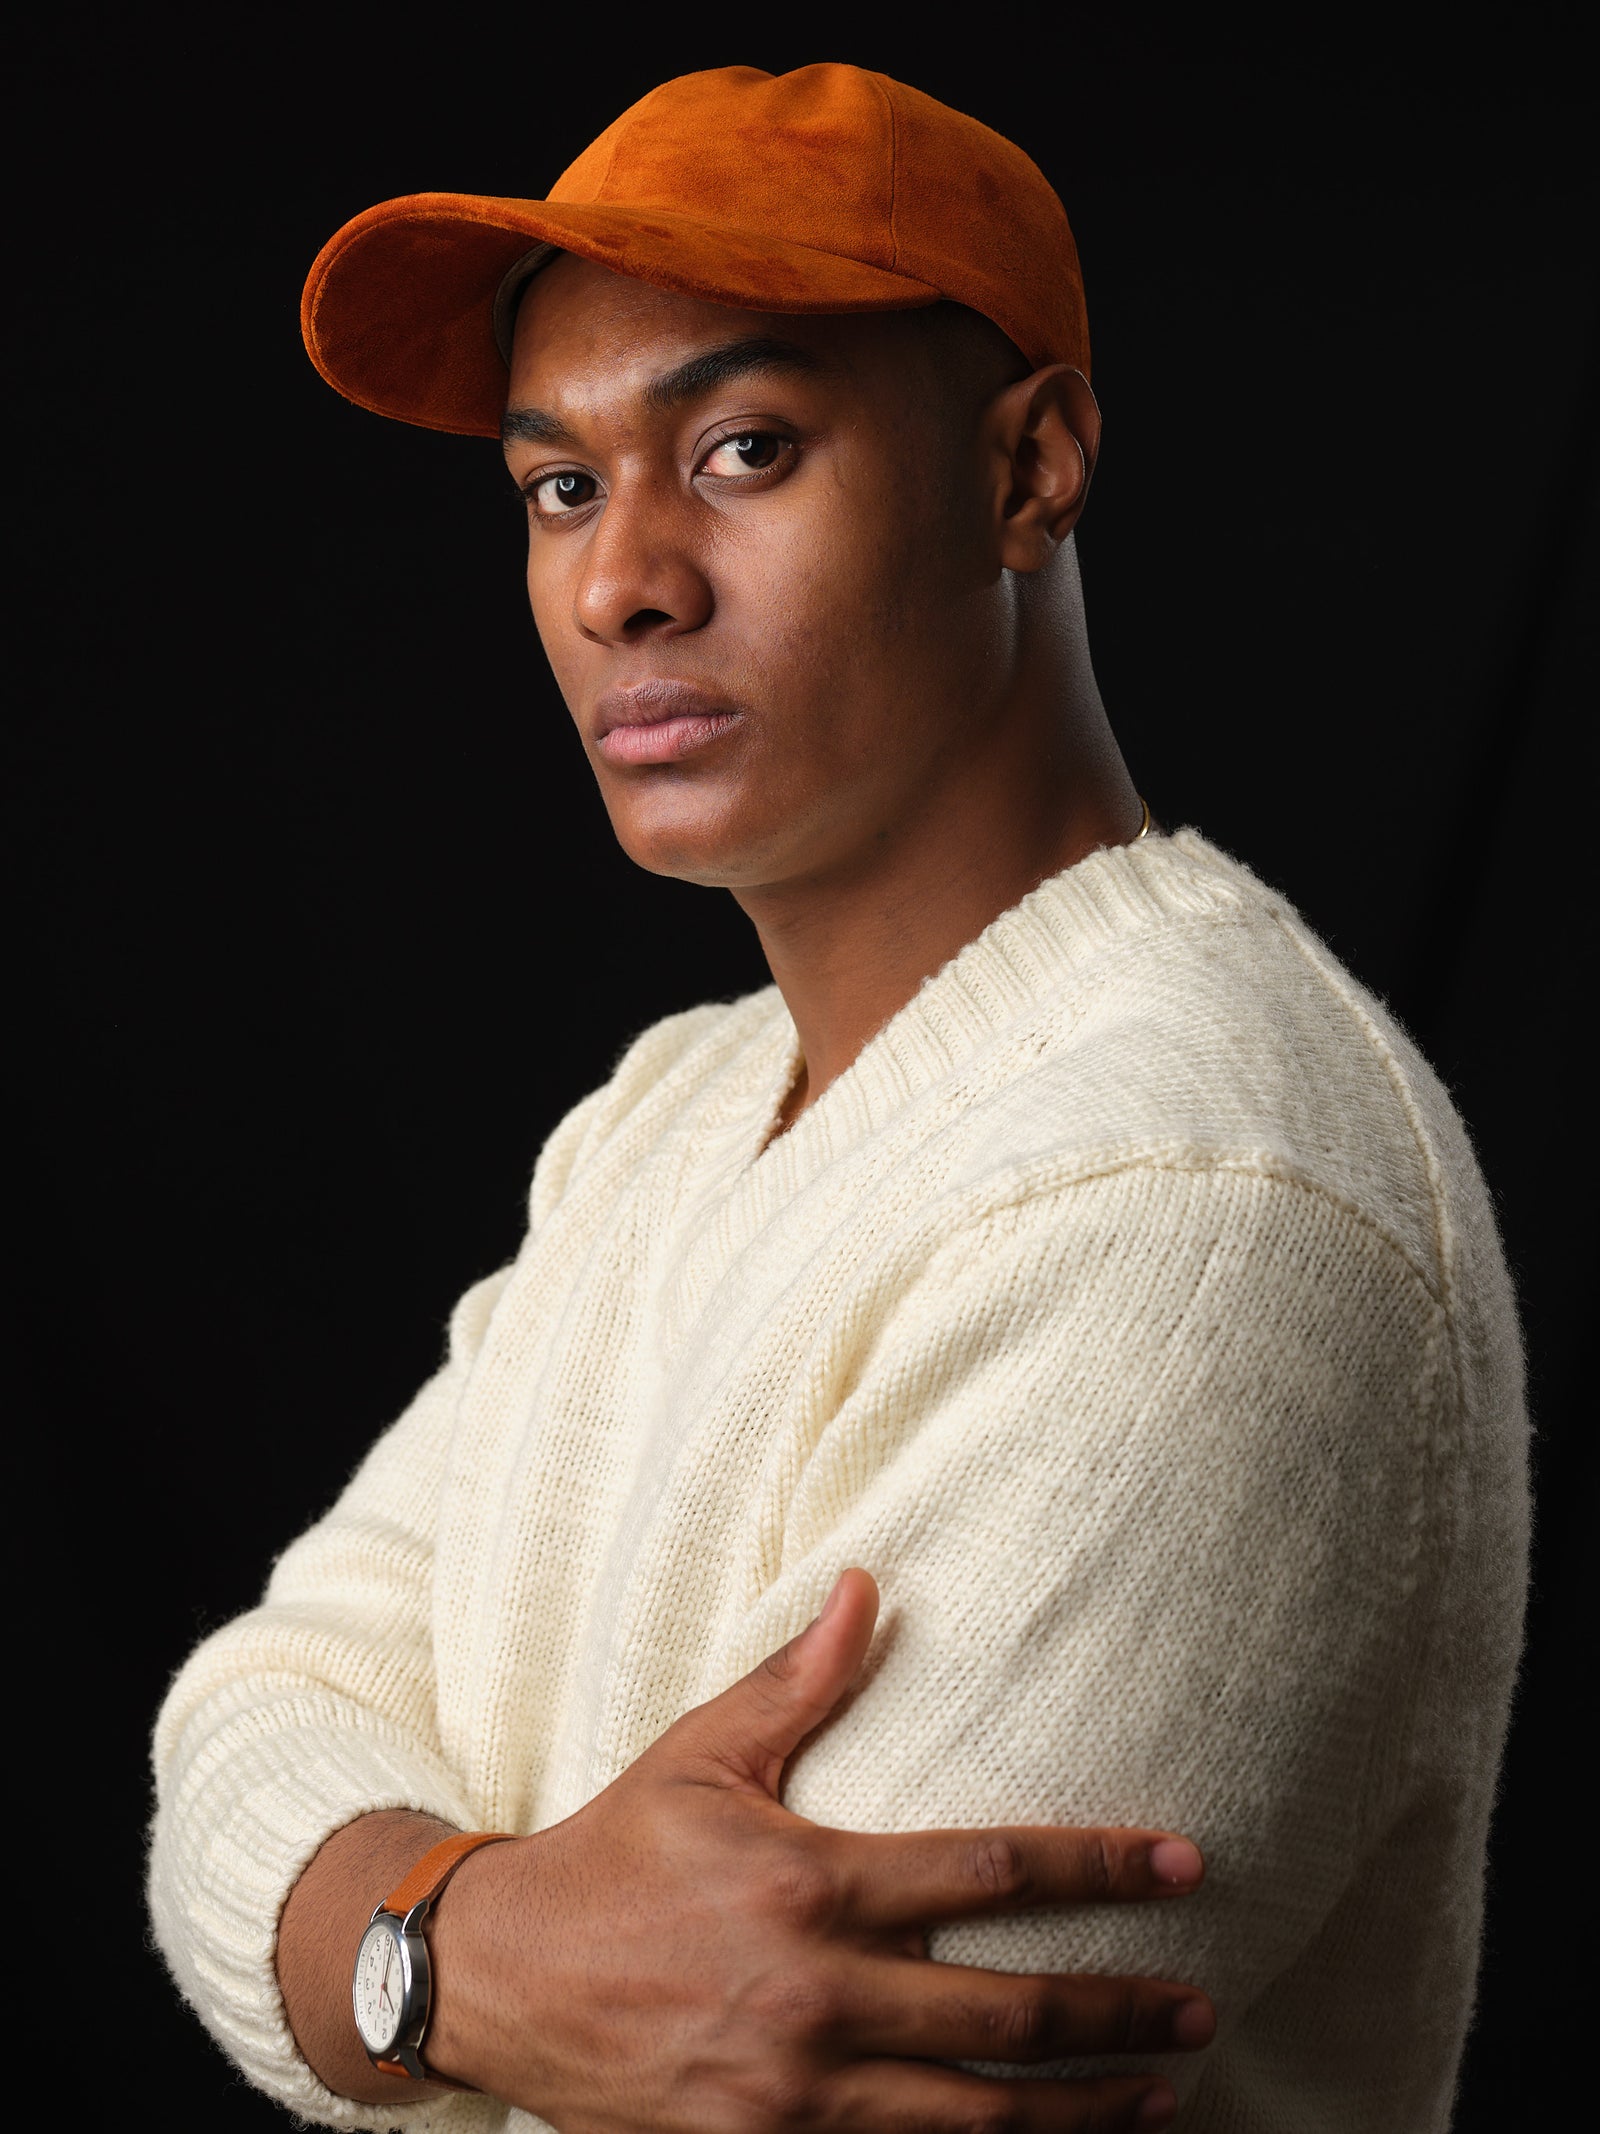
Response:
[351,1829,514,2084]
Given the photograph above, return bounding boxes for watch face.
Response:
[352,1916,407,2054]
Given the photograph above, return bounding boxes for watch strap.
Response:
[373,2046,482,2088]
[379,1828,514,1922]
[369,1829,515,2087]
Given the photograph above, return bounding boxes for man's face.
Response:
[504,256,1016,891]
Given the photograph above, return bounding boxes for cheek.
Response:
[518,452,983,753]
[524,548,565,656]
[752,470,983,749]
[714,469,935,691]
[523,545,597,713]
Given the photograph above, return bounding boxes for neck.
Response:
[737,613,1141,1132]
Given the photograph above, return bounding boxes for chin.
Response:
[604,791,795,891]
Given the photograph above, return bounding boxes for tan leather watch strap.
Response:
[380,1829,514,1921]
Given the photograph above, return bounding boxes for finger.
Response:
[840,1953,1215,2062]
[678,1568,880,1795]
[822,2061,1178,2132]
[830,1824,1204,1929]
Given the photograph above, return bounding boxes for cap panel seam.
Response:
[594,80,662,200]
[868,71,901,272]
[596,110,625,199]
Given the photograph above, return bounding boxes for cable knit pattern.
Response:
[148,830,1528,2130]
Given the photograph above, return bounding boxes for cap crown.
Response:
[549,64,1086,372]
[301,63,1087,435]
[555,66,899,267]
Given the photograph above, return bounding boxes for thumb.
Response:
[685,1569,880,1797]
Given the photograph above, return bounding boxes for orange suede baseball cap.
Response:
[301,63,1089,438]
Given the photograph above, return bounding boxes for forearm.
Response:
[277,1808,460,2105]
[269,1577,1204,2131]
[148,1275,509,2114]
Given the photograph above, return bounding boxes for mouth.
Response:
[594,680,745,767]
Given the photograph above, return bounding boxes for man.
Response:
[149,63,1529,2132]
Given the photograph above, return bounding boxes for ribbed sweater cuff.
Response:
[148,1690,496,2128]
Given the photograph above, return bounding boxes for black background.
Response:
[19,6,1592,2124]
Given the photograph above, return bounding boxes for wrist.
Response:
[350,1829,517,2089]
[280,1810,462,2105]
[411,1832,529,2091]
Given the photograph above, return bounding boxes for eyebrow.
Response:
[500,335,828,449]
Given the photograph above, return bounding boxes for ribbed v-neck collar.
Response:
[724,829,1250,1212]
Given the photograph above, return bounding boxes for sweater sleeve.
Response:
[746,1158,1471,2122]
[147,1266,511,2131]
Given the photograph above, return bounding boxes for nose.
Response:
[571,480,714,645]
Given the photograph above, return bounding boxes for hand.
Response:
[426,1569,1213,2131]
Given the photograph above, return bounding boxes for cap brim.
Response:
[301,192,943,438]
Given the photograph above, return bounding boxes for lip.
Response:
[594,681,745,766]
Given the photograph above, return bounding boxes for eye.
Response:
[528,470,599,515]
[702,432,785,477]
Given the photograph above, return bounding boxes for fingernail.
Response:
[1149,1838,1203,1886]
[1137,2082,1177,2128]
[1172,1994,1215,2047]
[815,1574,848,1625]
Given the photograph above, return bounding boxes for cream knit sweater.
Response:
[149,830,1528,2131]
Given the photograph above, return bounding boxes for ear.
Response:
[987,366,1102,572]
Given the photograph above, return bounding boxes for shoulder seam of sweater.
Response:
[940,1144,1450,1312]
[1263,909,1462,1326]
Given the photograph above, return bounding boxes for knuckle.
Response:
[748,1967,839,2049]
[761,1639,800,1689]
[967,1834,1028,1903]
[982,1982,1054,2059]
[1081,1832,1117,1900]
[737,2058,818,2130]
[764,1846,834,1930]
[1112,1988,1143,2055]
